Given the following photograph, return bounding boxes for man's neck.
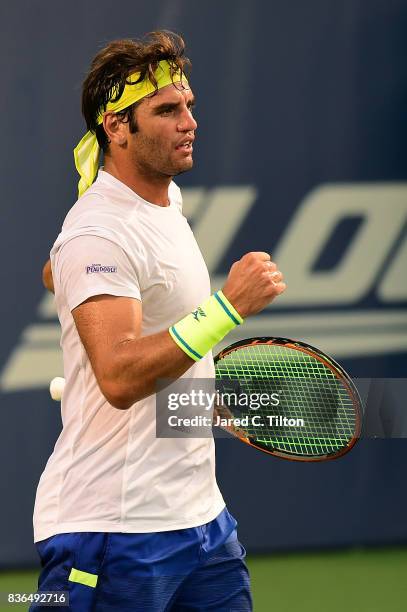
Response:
[103,158,172,207]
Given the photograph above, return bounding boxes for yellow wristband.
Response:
[169,290,244,361]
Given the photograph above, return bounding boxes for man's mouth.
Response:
[175,138,194,152]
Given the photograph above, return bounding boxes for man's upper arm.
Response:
[72,294,142,392]
[56,234,143,397]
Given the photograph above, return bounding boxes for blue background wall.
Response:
[0,0,406,566]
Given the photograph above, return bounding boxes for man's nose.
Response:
[178,108,197,132]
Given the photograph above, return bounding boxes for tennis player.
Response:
[32,31,285,611]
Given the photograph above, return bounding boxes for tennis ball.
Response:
[49,376,66,401]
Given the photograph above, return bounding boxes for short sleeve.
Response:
[53,235,141,311]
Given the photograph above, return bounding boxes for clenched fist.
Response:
[222,252,286,319]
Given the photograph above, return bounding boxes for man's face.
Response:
[128,81,197,178]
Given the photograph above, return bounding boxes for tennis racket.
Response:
[214,337,362,462]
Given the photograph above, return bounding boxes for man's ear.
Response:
[102,113,128,146]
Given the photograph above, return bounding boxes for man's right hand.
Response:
[222,252,286,319]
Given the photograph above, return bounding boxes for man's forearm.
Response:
[85,329,194,410]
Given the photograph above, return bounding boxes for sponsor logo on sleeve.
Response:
[86,263,117,274]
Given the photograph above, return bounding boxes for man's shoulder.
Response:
[62,176,138,233]
[63,190,111,229]
[51,191,133,260]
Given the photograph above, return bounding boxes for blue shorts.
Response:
[30,508,252,611]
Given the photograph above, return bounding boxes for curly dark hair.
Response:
[82,31,191,151]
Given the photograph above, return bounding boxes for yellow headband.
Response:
[73,60,187,198]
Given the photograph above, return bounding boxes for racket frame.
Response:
[214,336,362,462]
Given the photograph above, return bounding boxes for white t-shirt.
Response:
[33,170,225,542]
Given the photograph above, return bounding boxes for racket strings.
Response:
[215,344,357,457]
